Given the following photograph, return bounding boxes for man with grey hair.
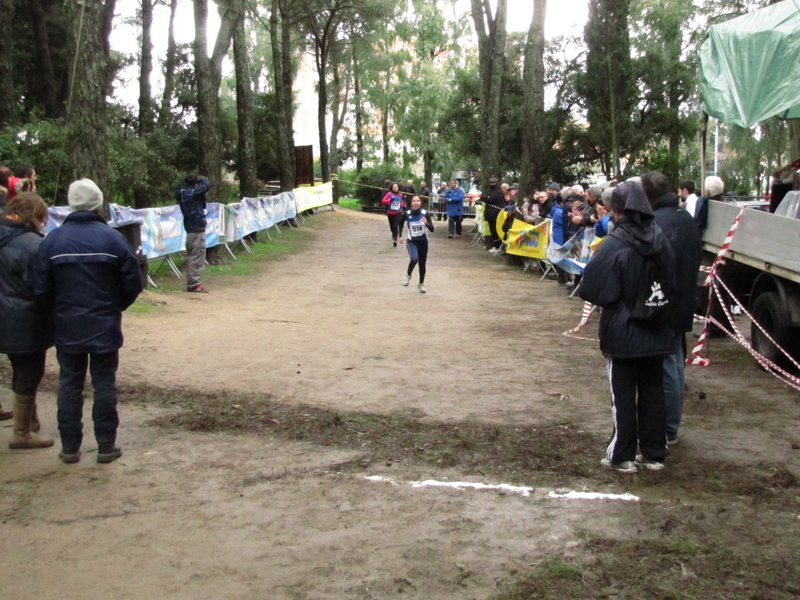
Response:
[32,179,143,464]
[694,175,724,232]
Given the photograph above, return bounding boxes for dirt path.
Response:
[1,208,799,599]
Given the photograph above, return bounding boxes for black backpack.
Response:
[627,253,673,329]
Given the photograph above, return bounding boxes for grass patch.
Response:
[126,294,167,314]
[337,196,361,210]
[496,534,800,600]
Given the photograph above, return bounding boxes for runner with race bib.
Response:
[399,195,435,293]
[381,182,406,247]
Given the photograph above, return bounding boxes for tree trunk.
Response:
[270,0,295,191]
[67,0,116,196]
[315,44,330,183]
[0,0,14,125]
[470,0,507,191]
[382,106,389,164]
[520,0,546,197]
[193,0,242,200]
[353,47,363,173]
[424,148,433,193]
[328,53,350,185]
[30,0,61,119]
[157,0,178,128]
[233,16,258,198]
[790,120,800,160]
[138,0,154,134]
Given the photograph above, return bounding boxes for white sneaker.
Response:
[418,283,426,293]
[403,275,411,287]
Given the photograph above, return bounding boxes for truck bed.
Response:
[702,200,800,284]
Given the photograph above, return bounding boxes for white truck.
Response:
[702,198,800,364]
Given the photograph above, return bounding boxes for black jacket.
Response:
[31,211,143,354]
[579,183,676,358]
[176,177,210,232]
[0,220,52,353]
[483,185,505,216]
[651,193,702,333]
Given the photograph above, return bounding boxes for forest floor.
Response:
[1,207,799,600]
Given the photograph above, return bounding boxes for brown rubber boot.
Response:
[30,401,41,433]
[0,399,12,421]
[9,394,54,449]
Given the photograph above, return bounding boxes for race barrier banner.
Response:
[508,219,549,259]
[294,182,332,212]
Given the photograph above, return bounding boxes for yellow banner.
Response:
[506,219,549,259]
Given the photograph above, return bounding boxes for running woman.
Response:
[381,182,405,247]
[399,195,434,293]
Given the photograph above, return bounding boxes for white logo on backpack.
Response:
[645,282,667,307]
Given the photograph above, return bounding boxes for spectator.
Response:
[8,164,36,202]
[402,179,416,206]
[418,181,432,204]
[176,173,211,293]
[31,179,143,464]
[594,187,614,238]
[578,181,676,473]
[0,193,54,445]
[642,171,702,445]
[694,175,724,232]
[677,180,698,216]
[482,177,506,251]
[444,179,465,238]
[518,191,543,224]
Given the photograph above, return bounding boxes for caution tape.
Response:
[562,301,599,342]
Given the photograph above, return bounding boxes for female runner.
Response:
[381,182,405,247]
[399,195,434,293]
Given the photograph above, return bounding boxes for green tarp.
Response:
[698,0,800,127]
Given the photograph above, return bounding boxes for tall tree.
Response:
[157,0,179,128]
[470,0,507,189]
[30,0,61,118]
[520,0,547,195]
[0,0,14,125]
[193,0,243,199]
[139,0,155,134]
[327,39,351,178]
[579,0,636,178]
[269,0,296,191]
[66,0,116,194]
[233,15,258,197]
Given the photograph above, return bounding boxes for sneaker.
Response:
[59,450,81,464]
[601,458,637,473]
[635,455,665,470]
[188,285,208,293]
[393,241,397,247]
[418,284,426,294]
[403,275,411,287]
[455,235,461,239]
[667,436,679,446]
[447,235,453,239]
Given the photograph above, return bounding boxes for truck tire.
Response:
[750,291,791,367]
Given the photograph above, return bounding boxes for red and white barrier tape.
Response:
[562,301,599,342]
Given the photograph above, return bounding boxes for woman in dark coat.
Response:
[0,192,54,449]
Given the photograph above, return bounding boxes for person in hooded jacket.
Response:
[176,173,211,293]
[0,193,54,448]
[31,179,143,464]
[641,171,702,445]
[579,181,676,473]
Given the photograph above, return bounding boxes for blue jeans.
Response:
[56,350,120,452]
[662,334,685,441]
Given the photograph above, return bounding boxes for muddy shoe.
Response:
[59,450,81,464]
[97,444,123,464]
[601,458,637,473]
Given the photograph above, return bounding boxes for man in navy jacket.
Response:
[176,173,210,293]
[32,179,143,464]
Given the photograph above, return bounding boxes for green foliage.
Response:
[0,117,69,204]
[338,165,405,207]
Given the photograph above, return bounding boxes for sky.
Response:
[110,0,590,107]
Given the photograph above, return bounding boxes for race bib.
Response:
[409,220,425,237]
[390,200,402,211]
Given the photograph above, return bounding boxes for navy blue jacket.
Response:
[31,211,143,354]
[0,220,52,354]
[651,193,702,333]
[176,177,210,232]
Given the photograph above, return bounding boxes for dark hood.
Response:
[651,192,680,211]
[0,218,37,250]
[611,182,664,258]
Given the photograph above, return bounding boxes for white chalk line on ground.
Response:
[362,476,639,502]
